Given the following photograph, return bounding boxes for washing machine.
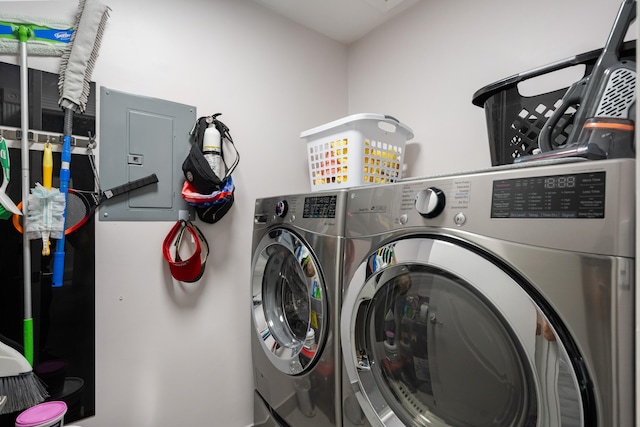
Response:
[251,190,347,427]
[340,158,635,427]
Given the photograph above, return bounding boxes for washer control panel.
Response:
[346,159,634,255]
[303,194,338,219]
[255,191,347,237]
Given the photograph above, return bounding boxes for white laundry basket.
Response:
[300,114,414,191]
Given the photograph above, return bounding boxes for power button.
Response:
[454,212,466,226]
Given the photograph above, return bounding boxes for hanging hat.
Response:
[195,190,234,224]
[181,176,235,224]
[162,220,209,282]
[181,175,234,205]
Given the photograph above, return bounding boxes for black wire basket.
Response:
[472,40,636,166]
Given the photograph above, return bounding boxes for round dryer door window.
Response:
[252,228,326,375]
[341,237,586,427]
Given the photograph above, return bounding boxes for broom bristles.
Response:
[0,372,48,415]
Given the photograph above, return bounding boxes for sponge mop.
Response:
[25,143,65,256]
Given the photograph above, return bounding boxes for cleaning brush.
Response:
[0,341,48,415]
[25,143,65,256]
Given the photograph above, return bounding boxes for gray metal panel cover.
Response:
[99,87,195,221]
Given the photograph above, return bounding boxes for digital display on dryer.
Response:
[491,171,606,218]
[303,195,337,218]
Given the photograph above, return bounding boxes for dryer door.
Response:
[341,237,586,427]
[252,228,326,374]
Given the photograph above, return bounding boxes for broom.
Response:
[0,341,48,415]
[52,0,110,288]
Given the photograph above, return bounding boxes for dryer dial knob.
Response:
[275,200,289,217]
[415,188,446,218]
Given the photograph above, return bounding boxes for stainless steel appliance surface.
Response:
[251,191,347,427]
[340,158,635,427]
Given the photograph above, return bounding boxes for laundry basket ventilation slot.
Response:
[308,138,402,187]
[301,114,414,191]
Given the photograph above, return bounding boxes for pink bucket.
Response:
[15,401,67,427]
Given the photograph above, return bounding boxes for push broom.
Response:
[0,13,72,413]
[53,0,111,288]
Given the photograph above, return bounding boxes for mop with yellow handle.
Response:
[25,143,65,256]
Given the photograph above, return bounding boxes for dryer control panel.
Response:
[346,158,634,257]
[491,171,606,219]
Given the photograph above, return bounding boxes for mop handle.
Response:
[43,143,53,189]
[18,28,34,365]
[52,108,72,288]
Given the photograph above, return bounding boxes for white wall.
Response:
[0,0,633,426]
[348,0,634,176]
[1,1,347,426]
[91,2,346,427]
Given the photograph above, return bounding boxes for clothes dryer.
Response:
[252,191,347,427]
[341,158,634,427]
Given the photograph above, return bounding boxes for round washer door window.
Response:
[341,237,585,427]
[252,228,326,374]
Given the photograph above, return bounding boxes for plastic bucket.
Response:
[15,401,67,427]
[34,360,68,396]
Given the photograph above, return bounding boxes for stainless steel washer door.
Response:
[341,237,586,427]
[252,228,326,375]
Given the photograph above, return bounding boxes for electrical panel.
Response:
[99,87,194,221]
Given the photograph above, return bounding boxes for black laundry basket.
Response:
[472,40,636,166]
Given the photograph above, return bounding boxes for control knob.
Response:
[415,188,446,218]
[275,200,289,217]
